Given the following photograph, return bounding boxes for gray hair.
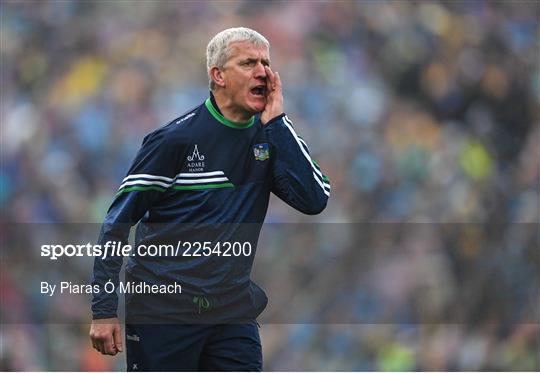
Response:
[206,27,270,90]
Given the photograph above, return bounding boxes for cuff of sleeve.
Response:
[264,113,286,126]
[93,314,117,320]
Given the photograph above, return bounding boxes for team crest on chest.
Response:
[253,143,270,161]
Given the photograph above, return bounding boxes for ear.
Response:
[210,66,226,88]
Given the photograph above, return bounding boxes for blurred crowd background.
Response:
[1,0,539,371]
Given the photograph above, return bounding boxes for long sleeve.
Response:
[265,114,330,215]
[91,129,184,319]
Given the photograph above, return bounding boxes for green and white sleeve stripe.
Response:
[116,171,234,194]
[173,171,234,190]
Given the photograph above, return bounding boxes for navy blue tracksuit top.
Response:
[91,96,330,323]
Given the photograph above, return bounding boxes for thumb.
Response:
[113,324,123,352]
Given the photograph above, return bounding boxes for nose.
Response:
[253,62,266,80]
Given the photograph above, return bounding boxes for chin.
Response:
[247,100,266,114]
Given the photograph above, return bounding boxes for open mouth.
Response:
[250,85,266,97]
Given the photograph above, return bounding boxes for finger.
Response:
[104,333,118,355]
[274,71,282,90]
[91,334,102,353]
[113,325,123,353]
[90,328,98,351]
[95,339,105,354]
[91,337,98,352]
[265,66,275,86]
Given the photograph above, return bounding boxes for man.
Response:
[90,27,330,371]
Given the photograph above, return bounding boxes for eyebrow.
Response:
[241,57,271,65]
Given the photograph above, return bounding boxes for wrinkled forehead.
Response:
[227,41,270,61]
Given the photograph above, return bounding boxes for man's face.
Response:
[220,41,270,115]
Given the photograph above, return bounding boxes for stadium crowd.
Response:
[1,0,538,370]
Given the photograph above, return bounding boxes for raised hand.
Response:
[260,66,284,125]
